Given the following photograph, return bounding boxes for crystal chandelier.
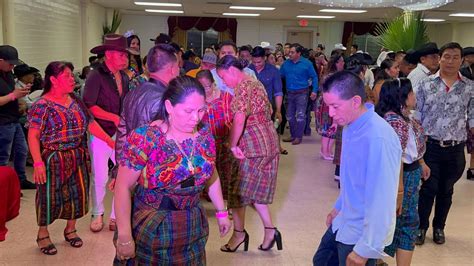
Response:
[296,0,453,10]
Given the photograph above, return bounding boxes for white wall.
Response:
[120,14,345,52]
[236,19,344,50]
[452,22,474,47]
[121,14,168,56]
[82,1,107,65]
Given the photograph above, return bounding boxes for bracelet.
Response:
[8,93,16,101]
[33,162,45,168]
[215,211,228,219]
[118,240,133,246]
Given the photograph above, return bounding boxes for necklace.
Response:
[48,93,71,107]
[169,130,196,174]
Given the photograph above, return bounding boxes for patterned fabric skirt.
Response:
[332,126,344,165]
[215,139,235,200]
[36,147,90,226]
[384,166,421,256]
[314,96,336,139]
[228,120,280,208]
[114,188,209,265]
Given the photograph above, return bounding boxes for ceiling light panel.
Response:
[135,2,182,7]
[145,9,184,13]
[223,13,261,17]
[229,6,275,11]
[297,15,335,19]
[319,9,367,13]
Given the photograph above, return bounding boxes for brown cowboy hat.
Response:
[90,34,139,55]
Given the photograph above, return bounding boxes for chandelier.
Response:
[296,0,453,10]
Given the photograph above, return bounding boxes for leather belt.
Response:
[427,137,464,148]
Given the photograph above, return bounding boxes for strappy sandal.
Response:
[280,149,288,155]
[36,235,57,255]
[64,229,83,248]
[220,229,249,252]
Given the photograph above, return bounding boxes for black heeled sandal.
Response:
[36,235,57,255]
[258,227,283,251]
[64,229,83,248]
[220,229,249,252]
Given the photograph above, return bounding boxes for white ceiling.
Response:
[92,0,474,22]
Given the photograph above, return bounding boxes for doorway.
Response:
[286,31,313,49]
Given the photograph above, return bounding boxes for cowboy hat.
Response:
[90,34,138,55]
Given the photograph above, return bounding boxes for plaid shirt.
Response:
[416,71,474,141]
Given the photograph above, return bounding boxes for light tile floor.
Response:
[0,133,473,265]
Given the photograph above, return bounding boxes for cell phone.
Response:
[16,80,26,88]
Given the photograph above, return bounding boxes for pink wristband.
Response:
[215,211,228,219]
[8,93,16,101]
[34,162,45,168]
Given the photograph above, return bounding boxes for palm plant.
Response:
[102,9,122,37]
[375,11,429,51]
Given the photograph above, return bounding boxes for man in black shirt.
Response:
[0,45,35,189]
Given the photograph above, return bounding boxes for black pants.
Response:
[418,142,465,230]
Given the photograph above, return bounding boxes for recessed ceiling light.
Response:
[297,15,335,19]
[223,13,260,17]
[421,18,446,22]
[449,13,474,17]
[319,9,367,13]
[135,2,182,7]
[229,6,275,11]
[145,9,184,13]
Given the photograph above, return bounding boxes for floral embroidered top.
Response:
[232,79,272,119]
[384,112,426,162]
[201,91,233,143]
[27,97,90,151]
[119,123,216,189]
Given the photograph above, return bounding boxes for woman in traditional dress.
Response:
[376,78,430,265]
[216,55,282,252]
[28,61,111,255]
[114,76,231,265]
[196,70,233,200]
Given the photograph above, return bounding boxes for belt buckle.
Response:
[439,140,452,148]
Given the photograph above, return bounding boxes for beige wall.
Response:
[82,1,107,65]
[121,14,168,56]
[427,22,474,48]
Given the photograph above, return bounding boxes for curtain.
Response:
[342,22,378,48]
[168,16,237,42]
[171,28,187,48]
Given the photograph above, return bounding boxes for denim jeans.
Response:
[286,89,308,139]
[313,227,376,266]
[0,123,28,182]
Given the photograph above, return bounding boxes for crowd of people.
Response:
[0,30,473,266]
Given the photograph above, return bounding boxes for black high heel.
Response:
[258,227,283,251]
[220,229,249,252]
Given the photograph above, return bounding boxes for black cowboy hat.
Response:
[90,34,138,55]
[416,42,439,59]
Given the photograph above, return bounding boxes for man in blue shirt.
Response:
[280,43,318,145]
[313,71,402,266]
[249,46,286,154]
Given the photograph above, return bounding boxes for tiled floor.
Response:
[1,133,473,265]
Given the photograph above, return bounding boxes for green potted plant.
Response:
[103,9,122,38]
[375,11,429,51]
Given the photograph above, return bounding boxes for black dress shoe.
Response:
[433,228,445,244]
[415,229,426,245]
[21,180,36,190]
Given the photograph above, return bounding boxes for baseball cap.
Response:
[202,52,217,65]
[0,45,21,65]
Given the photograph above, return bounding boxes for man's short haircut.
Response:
[439,42,463,57]
[147,44,177,73]
[322,70,366,102]
[88,56,97,64]
[352,44,358,50]
[290,43,304,53]
[239,45,251,54]
[218,40,237,53]
[284,43,291,47]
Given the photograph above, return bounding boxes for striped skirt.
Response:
[215,139,235,200]
[228,120,280,208]
[384,166,421,256]
[36,147,89,226]
[114,188,209,265]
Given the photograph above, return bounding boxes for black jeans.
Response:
[418,142,466,230]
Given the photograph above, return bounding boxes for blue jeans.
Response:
[0,123,28,182]
[313,227,376,266]
[286,89,308,139]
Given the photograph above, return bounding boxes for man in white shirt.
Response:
[408,42,440,93]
